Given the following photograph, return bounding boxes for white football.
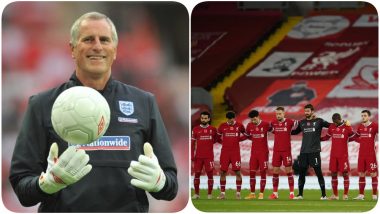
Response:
[51,86,110,145]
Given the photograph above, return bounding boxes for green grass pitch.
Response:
[191,189,378,212]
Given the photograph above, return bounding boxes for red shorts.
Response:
[272,151,292,167]
[250,152,269,171]
[329,156,350,173]
[193,158,214,173]
[357,155,378,173]
[220,150,241,171]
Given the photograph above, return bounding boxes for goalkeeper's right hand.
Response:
[38,143,92,194]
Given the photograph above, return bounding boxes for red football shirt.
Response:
[326,123,355,158]
[191,124,217,159]
[246,120,271,153]
[271,118,297,152]
[217,121,245,152]
[356,122,378,157]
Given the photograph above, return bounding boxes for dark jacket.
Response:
[291,118,330,154]
[9,73,178,212]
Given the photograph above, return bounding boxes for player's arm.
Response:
[291,121,302,135]
[243,126,252,141]
[320,135,331,141]
[239,123,248,141]
[268,123,274,133]
[191,131,196,161]
[213,127,219,144]
[320,127,332,141]
[130,94,177,200]
[321,119,331,128]
[10,95,93,206]
[191,129,196,160]
[239,134,248,141]
[269,121,274,133]
[9,96,53,206]
[216,125,223,144]
[353,127,362,143]
[348,127,359,142]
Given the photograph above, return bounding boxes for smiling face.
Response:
[71,19,117,77]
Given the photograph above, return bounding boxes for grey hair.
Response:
[70,12,118,47]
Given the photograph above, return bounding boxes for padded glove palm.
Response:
[128,143,166,192]
[38,143,92,194]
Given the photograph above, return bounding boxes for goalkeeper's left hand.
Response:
[128,143,166,192]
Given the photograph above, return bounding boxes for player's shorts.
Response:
[193,158,214,173]
[220,150,241,171]
[299,152,321,169]
[272,151,292,167]
[357,155,378,173]
[329,156,350,173]
[250,151,269,171]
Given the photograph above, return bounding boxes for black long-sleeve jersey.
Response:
[291,118,330,154]
[9,73,178,212]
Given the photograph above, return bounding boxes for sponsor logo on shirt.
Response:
[274,127,287,132]
[199,136,212,140]
[72,136,131,151]
[118,117,138,123]
[252,134,265,138]
[304,127,315,133]
[225,133,238,137]
[332,133,345,139]
[360,133,372,138]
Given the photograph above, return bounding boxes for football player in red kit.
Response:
[321,113,355,200]
[244,110,272,200]
[191,111,218,199]
[217,111,246,199]
[269,106,297,199]
[353,110,378,200]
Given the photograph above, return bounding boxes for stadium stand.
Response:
[191,87,213,128]
[191,2,284,89]
[191,2,378,177]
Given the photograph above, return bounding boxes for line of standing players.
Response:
[191,104,378,200]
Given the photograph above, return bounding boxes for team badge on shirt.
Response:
[119,101,134,116]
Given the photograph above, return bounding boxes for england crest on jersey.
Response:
[119,101,134,116]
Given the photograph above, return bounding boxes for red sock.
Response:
[287,172,294,192]
[250,170,256,193]
[260,170,266,193]
[331,175,338,196]
[372,176,378,195]
[207,171,214,195]
[343,174,349,195]
[236,178,242,193]
[359,176,365,195]
[220,179,226,192]
[273,174,279,192]
[194,172,201,195]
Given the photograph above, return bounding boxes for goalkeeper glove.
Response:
[128,143,166,192]
[345,120,351,126]
[38,143,92,194]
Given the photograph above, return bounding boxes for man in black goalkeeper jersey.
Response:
[291,104,329,200]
